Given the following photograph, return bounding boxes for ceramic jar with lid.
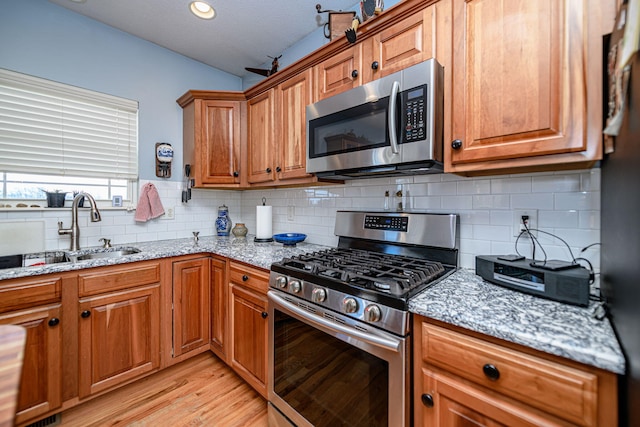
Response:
[215,205,232,236]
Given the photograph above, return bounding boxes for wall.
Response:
[0,0,601,272]
[0,0,242,182]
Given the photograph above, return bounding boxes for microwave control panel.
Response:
[402,84,428,143]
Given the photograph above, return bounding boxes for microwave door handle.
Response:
[387,80,400,154]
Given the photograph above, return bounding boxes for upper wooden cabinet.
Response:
[446,0,613,174]
[275,69,314,181]
[247,89,276,184]
[362,6,437,83]
[177,91,245,188]
[314,44,362,101]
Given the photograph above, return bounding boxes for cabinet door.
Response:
[448,0,601,171]
[247,90,276,184]
[417,370,556,427]
[229,283,268,398]
[0,305,62,425]
[200,100,241,184]
[314,45,362,101]
[173,257,210,357]
[276,69,313,181]
[78,285,160,398]
[210,257,227,360]
[363,6,436,83]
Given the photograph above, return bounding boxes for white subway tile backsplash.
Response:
[2,169,601,271]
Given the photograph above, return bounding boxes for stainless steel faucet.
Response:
[58,192,102,251]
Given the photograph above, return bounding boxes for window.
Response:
[0,68,138,205]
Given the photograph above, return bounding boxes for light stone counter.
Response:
[0,235,328,281]
[409,268,625,374]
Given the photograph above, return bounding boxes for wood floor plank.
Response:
[59,353,268,427]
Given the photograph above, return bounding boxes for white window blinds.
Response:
[0,68,138,179]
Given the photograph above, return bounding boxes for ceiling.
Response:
[47,0,360,78]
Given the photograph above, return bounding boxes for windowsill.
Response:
[0,206,136,212]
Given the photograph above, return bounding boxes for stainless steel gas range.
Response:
[267,211,459,427]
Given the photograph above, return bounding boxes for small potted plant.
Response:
[43,189,67,208]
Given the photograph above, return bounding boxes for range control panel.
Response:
[364,215,409,232]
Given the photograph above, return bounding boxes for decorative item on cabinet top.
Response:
[316,4,357,41]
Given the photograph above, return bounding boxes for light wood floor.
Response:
[59,353,268,427]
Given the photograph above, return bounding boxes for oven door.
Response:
[267,289,409,427]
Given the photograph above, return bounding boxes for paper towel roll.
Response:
[256,205,273,240]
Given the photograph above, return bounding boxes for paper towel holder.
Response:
[254,197,274,243]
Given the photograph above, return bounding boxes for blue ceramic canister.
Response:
[215,205,232,236]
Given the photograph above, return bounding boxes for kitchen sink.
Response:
[66,247,141,262]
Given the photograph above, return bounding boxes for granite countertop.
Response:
[409,268,625,374]
[1,239,625,374]
[0,235,329,281]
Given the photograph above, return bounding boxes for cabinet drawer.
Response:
[229,262,269,294]
[78,262,161,296]
[420,323,598,426]
[0,276,62,313]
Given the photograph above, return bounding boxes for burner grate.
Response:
[280,248,445,295]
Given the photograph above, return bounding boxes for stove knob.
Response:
[289,280,301,293]
[342,297,358,314]
[364,304,382,322]
[311,287,327,303]
[275,276,288,289]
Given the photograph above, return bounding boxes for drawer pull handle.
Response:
[48,318,60,327]
[242,275,249,281]
[81,310,91,318]
[483,363,500,381]
[421,393,434,408]
[261,311,268,319]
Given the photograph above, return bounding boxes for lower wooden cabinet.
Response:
[0,304,62,426]
[413,316,618,427]
[172,257,210,358]
[78,263,162,398]
[210,257,228,360]
[228,262,269,398]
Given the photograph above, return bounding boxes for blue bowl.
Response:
[273,233,307,246]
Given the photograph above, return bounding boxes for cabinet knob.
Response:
[371,61,379,70]
[242,275,249,282]
[351,69,359,78]
[233,171,239,177]
[421,393,434,408]
[48,317,60,327]
[451,139,463,150]
[81,310,91,318]
[261,311,268,319]
[266,167,272,173]
[276,166,282,173]
[483,363,500,381]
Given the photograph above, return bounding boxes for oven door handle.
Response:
[269,291,401,353]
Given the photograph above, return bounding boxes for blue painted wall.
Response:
[0,0,241,181]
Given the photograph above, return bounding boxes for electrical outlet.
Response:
[512,210,537,237]
[163,207,175,220]
[287,206,295,221]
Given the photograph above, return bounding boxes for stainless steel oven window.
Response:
[268,291,409,427]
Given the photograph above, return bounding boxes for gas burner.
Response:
[280,248,446,297]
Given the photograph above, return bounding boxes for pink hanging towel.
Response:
[135,183,165,222]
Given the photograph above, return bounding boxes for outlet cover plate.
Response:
[512,210,537,237]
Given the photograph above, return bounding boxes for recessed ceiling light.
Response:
[69,0,87,3]
[189,1,216,20]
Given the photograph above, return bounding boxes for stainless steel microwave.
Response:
[306,59,443,179]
